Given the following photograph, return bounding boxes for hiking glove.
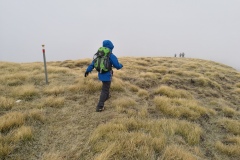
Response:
[85,72,89,77]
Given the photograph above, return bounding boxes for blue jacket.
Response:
[86,40,123,81]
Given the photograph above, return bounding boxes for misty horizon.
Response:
[1,1,240,71]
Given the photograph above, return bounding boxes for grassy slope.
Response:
[0,57,240,160]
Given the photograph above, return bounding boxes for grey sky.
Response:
[0,0,240,70]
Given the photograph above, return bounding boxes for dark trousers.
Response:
[97,81,111,108]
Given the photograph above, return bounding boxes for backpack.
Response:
[93,47,112,73]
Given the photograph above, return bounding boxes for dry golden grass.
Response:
[139,71,158,79]
[218,118,240,135]
[147,66,167,74]
[0,135,13,159]
[153,85,192,99]
[68,77,102,93]
[221,106,238,117]
[12,84,39,100]
[1,72,29,86]
[154,96,215,120]
[43,96,65,108]
[0,112,25,132]
[47,66,71,74]
[161,145,198,160]
[216,136,240,156]
[12,126,33,142]
[137,89,149,98]
[0,96,14,110]
[1,57,240,159]
[111,77,126,92]
[236,82,240,88]
[85,117,203,159]
[27,109,45,122]
[112,97,137,113]
[89,119,166,159]
[41,152,64,160]
[43,85,65,95]
[234,88,240,94]
[128,83,140,92]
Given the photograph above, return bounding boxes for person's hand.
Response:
[85,72,89,77]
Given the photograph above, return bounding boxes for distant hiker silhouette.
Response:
[85,40,123,112]
[182,52,185,57]
[179,53,182,57]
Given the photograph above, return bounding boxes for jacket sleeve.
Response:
[86,60,95,72]
[110,54,123,70]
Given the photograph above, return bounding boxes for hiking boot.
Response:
[96,106,105,112]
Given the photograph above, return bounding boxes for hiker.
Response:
[182,52,185,57]
[85,40,123,112]
[179,53,182,57]
[174,54,176,57]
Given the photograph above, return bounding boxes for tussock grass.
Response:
[29,73,45,85]
[148,66,167,74]
[47,66,70,74]
[112,97,137,112]
[74,59,91,67]
[60,60,75,68]
[161,74,182,84]
[181,62,201,70]
[218,118,240,135]
[0,112,25,132]
[137,107,149,118]
[1,57,240,159]
[27,109,45,122]
[12,126,33,142]
[1,73,28,86]
[128,83,140,92]
[236,82,240,88]
[113,69,125,78]
[234,88,240,94]
[161,145,198,160]
[190,76,209,86]
[43,96,65,108]
[136,59,149,66]
[216,136,240,156]
[139,72,158,79]
[41,152,63,160]
[175,70,202,78]
[86,117,202,159]
[12,84,38,100]
[43,85,65,96]
[221,106,238,117]
[190,76,221,89]
[0,62,21,73]
[0,96,14,110]
[89,119,166,159]
[68,78,102,93]
[137,89,149,98]
[153,86,192,99]
[154,96,215,120]
[111,77,125,92]
[0,134,13,159]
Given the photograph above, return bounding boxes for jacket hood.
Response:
[102,40,114,50]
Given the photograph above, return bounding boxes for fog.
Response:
[0,0,239,70]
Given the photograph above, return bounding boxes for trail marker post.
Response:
[42,44,48,84]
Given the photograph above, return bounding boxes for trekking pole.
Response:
[42,44,49,84]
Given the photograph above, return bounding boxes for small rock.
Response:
[16,100,22,103]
